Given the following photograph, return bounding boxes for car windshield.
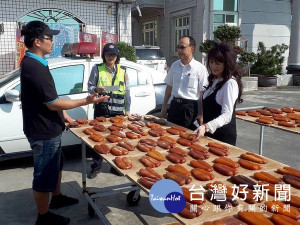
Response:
[0,69,20,88]
[136,49,165,60]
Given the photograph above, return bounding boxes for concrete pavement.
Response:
[0,86,299,225]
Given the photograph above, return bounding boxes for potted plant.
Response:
[213,24,241,46]
[199,39,216,54]
[199,25,258,90]
[251,41,288,87]
[238,50,258,91]
[238,50,257,77]
[199,25,242,54]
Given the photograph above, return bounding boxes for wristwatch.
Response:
[203,124,209,132]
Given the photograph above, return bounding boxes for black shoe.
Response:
[35,211,70,225]
[49,194,79,209]
[110,166,122,176]
[87,168,101,179]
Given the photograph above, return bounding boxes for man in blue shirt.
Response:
[20,21,109,225]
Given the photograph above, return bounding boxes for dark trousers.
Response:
[167,98,198,130]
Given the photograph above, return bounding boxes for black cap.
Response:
[21,21,60,39]
[103,43,119,55]
[41,25,60,36]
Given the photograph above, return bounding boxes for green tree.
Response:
[199,40,216,54]
[198,25,257,76]
[117,42,137,62]
[238,51,257,77]
[199,25,242,54]
[251,42,288,76]
[213,24,241,45]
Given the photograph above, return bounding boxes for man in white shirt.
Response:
[161,36,209,129]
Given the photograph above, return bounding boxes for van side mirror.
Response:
[5,89,20,102]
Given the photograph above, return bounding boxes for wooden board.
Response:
[236,111,300,135]
[69,118,300,225]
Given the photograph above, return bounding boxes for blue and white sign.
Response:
[149,179,186,213]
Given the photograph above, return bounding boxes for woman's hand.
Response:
[194,125,206,139]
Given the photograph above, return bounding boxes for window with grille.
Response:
[142,21,157,46]
[212,0,238,32]
[174,16,190,52]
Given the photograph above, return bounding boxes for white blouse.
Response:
[203,77,239,134]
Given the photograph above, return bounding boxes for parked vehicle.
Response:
[0,56,168,160]
[134,45,168,73]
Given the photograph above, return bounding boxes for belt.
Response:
[173,97,197,104]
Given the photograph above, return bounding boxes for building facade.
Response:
[132,0,293,71]
[0,0,134,76]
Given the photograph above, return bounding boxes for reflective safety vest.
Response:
[97,64,126,115]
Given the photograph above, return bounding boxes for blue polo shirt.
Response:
[20,51,65,139]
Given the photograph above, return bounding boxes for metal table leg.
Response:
[81,141,87,191]
[259,125,264,155]
[84,192,111,224]
[80,139,141,223]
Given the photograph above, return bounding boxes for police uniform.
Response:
[87,43,128,175]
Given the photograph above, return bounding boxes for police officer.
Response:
[87,43,129,178]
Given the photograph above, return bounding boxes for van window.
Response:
[124,67,150,86]
[13,84,21,92]
[138,71,148,85]
[126,67,138,86]
[136,49,164,60]
[50,65,84,95]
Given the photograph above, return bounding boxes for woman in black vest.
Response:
[195,43,243,145]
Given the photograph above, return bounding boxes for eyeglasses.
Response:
[176,45,189,50]
[39,36,53,42]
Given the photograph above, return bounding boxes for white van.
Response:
[135,46,168,73]
[0,56,168,160]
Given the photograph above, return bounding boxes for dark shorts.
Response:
[28,134,64,192]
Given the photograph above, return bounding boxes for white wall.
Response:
[240,0,291,71]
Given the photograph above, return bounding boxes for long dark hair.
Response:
[206,42,243,103]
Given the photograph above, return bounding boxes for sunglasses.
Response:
[176,45,190,50]
[39,36,53,41]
